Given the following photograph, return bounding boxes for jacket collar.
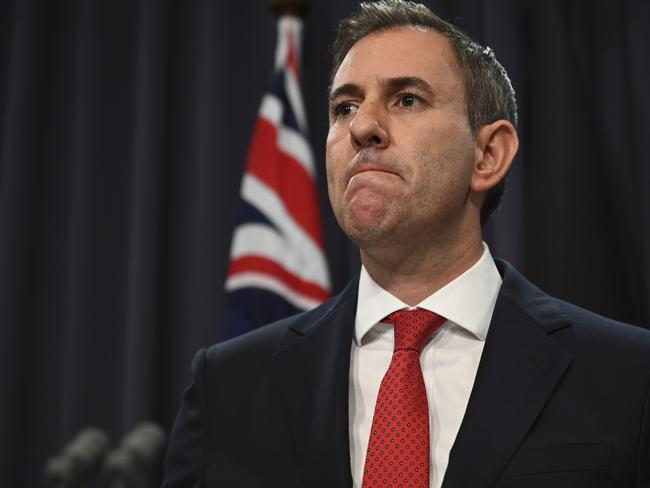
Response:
[442,259,574,488]
[272,277,358,488]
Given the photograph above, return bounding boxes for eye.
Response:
[333,102,358,118]
[398,93,423,108]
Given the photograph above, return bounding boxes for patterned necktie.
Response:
[362,308,446,488]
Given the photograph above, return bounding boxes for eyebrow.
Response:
[386,76,434,97]
[328,83,363,105]
[328,76,434,105]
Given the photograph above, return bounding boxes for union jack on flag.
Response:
[224,15,331,338]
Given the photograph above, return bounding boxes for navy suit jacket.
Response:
[162,260,650,487]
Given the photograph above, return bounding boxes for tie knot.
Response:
[384,308,445,352]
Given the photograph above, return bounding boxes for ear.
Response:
[470,120,519,193]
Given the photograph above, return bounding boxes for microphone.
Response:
[44,427,111,487]
[103,421,167,488]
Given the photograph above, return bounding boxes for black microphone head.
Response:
[103,421,167,482]
[45,427,111,486]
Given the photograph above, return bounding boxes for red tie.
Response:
[362,309,446,488]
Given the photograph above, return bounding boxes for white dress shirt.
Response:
[349,244,502,488]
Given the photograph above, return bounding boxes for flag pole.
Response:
[270,0,311,16]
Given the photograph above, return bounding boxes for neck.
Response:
[360,233,483,307]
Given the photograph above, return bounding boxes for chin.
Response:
[341,212,394,247]
[334,195,403,242]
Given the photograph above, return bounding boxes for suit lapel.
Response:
[442,261,574,488]
[272,279,358,488]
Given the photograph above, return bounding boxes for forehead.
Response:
[331,27,462,93]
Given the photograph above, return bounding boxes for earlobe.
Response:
[470,120,519,193]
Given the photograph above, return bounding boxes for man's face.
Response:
[326,28,477,251]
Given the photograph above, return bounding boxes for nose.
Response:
[348,101,389,150]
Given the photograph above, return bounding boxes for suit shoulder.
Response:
[204,313,295,363]
[496,258,650,358]
[557,298,650,352]
[203,282,358,366]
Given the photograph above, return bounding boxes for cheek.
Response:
[325,135,349,189]
[409,128,475,202]
[420,121,474,168]
[324,148,337,192]
[325,154,345,214]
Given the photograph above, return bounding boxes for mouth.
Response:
[345,167,400,195]
[350,166,395,178]
[344,152,400,185]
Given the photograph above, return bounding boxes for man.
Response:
[162,1,650,487]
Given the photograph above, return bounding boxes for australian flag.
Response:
[224,15,331,338]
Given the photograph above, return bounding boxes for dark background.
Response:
[1,0,648,486]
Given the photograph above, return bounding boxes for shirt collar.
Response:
[354,243,502,345]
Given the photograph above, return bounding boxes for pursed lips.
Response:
[345,166,400,193]
[342,149,403,190]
